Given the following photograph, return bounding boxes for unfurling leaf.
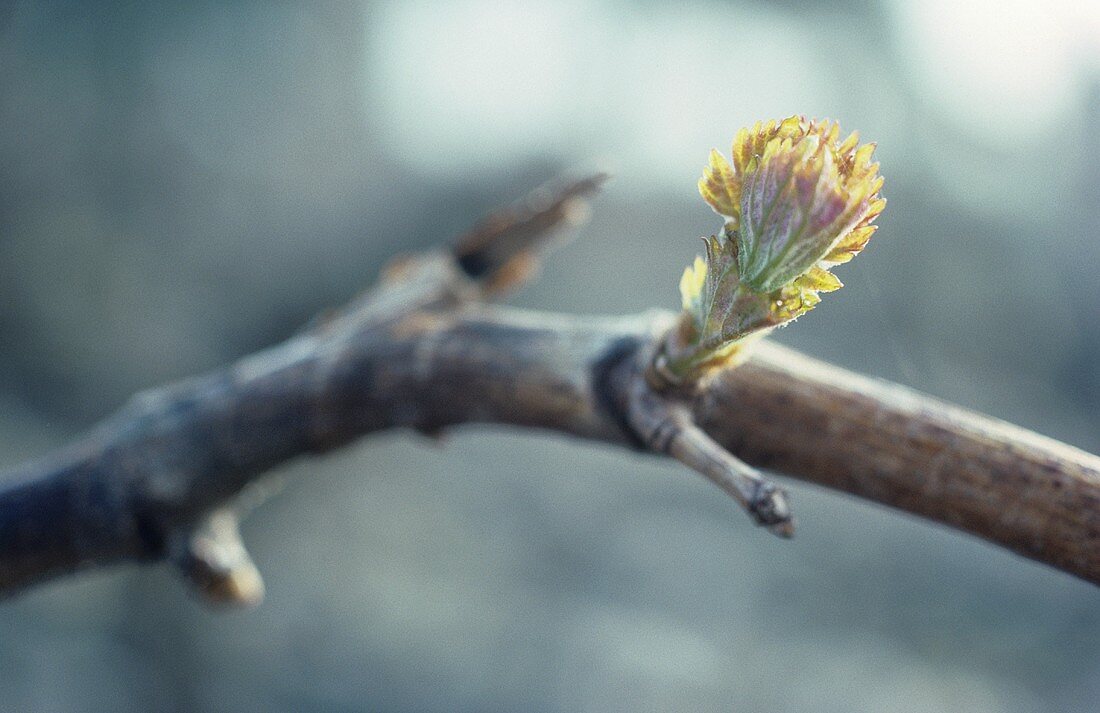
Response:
[666,116,885,380]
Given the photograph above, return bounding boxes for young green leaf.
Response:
[666,116,885,380]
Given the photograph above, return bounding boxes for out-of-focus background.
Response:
[1,0,1099,710]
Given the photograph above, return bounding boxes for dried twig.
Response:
[0,176,1097,606]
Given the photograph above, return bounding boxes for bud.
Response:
[667,116,885,379]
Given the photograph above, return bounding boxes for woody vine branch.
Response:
[0,119,1097,608]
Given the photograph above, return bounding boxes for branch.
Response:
[1,176,1098,605]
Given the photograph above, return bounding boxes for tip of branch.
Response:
[194,556,265,607]
[622,363,797,537]
[170,511,265,608]
[749,481,795,538]
[453,173,609,294]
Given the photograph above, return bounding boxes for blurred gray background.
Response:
[1,0,1099,710]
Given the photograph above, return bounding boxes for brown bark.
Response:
[1,176,1096,605]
